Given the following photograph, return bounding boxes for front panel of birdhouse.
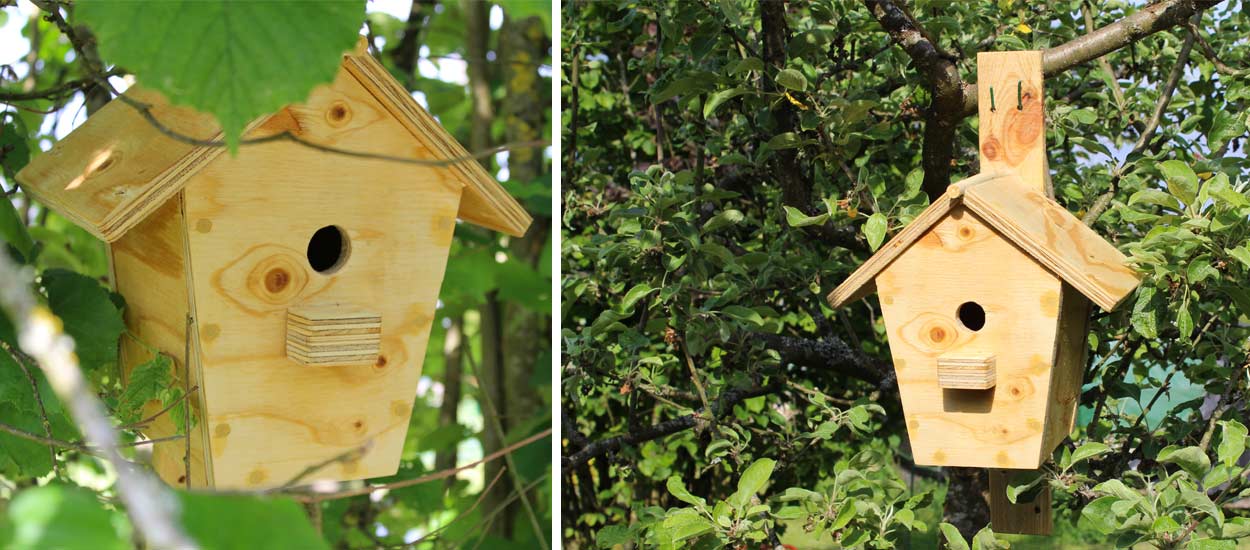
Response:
[874,206,1074,470]
[115,67,465,489]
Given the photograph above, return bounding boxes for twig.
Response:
[462,343,549,550]
[183,314,192,489]
[273,441,373,491]
[110,89,548,168]
[0,70,123,102]
[1,342,58,474]
[399,466,508,547]
[1189,22,1246,75]
[0,419,91,453]
[1082,19,1197,225]
[1082,1,1127,113]
[682,345,713,420]
[456,472,551,550]
[0,254,195,549]
[117,385,198,429]
[287,428,551,503]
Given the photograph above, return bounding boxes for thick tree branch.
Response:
[862,0,966,200]
[864,0,1223,200]
[757,332,896,392]
[562,383,784,469]
[0,256,194,549]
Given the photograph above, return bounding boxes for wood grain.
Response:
[180,63,463,489]
[936,354,996,390]
[827,171,1012,308]
[111,193,213,487]
[343,49,532,238]
[15,88,223,242]
[977,51,1050,195]
[963,182,1139,310]
[876,206,1064,469]
[989,469,1053,535]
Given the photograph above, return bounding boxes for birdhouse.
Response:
[826,52,1140,532]
[14,42,531,489]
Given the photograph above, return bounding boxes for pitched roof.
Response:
[827,172,1140,311]
[16,43,531,243]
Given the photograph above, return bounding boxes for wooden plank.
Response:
[182,64,462,489]
[827,172,1014,308]
[989,469,1053,535]
[1041,285,1092,457]
[111,193,213,487]
[963,182,1140,311]
[876,207,1064,469]
[15,88,223,242]
[936,353,996,390]
[342,51,532,238]
[977,51,1049,195]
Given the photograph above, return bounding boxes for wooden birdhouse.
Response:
[826,52,1140,533]
[14,42,531,489]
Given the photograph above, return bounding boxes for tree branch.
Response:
[757,332,896,392]
[863,0,1223,199]
[562,383,784,469]
[0,255,194,549]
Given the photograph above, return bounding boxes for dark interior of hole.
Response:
[307,225,345,273]
[957,301,985,331]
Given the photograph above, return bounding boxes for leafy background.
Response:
[561,0,1250,548]
[0,0,552,548]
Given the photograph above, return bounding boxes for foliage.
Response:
[562,0,1250,547]
[1,1,551,548]
[76,0,366,150]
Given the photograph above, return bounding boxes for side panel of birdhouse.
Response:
[875,206,1063,469]
[111,192,212,487]
[179,68,464,489]
[1041,285,1091,458]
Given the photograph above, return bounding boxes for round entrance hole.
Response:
[957,301,985,331]
[306,225,350,274]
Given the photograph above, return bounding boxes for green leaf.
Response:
[1128,189,1181,211]
[1188,539,1236,550]
[721,305,764,327]
[971,526,1008,550]
[1229,246,1250,269]
[1151,515,1180,534]
[117,354,172,424]
[781,205,828,228]
[728,458,775,510]
[1180,487,1223,527]
[76,0,365,151]
[830,499,856,531]
[1217,420,1247,468]
[863,212,887,251]
[596,524,634,548]
[703,209,744,233]
[666,476,706,508]
[1157,445,1211,479]
[7,485,131,550]
[1130,286,1160,339]
[178,492,329,550]
[704,87,748,118]
[42,269,125,373]
[775,69,807,92]
[938,523,970,550]
[1159,160,1198,206]
[0,196,34,263]
[659,508,714,542]
[1069,442,1111,467]
[618,283,658,314]
[1081,496,1121,534]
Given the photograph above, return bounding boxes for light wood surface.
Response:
[877,207,1064,469]
[180,63,464,489]
[962,183,1139,311]
[989,469,1053,535]
[977,51,1050,195]
[342,49,532,238]
[827,171,1012,308]
[18,37,530,243]
[286,304,382,366]
[111,193,213,487]
[936,354,996,390]
[15,89,224,242]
